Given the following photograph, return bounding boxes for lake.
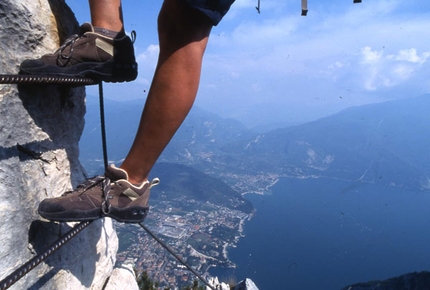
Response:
[210,177,430,289]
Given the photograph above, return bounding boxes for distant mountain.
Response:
[151,163,253,213]
[222,95,430,190]
[79,96,253,175]
[80,94,430,193]
[79,97,142,174]
[341,271,430,290]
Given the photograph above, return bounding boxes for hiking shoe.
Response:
[38,165,160,223]
[20,23,138,83]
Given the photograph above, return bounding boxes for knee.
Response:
[157,0,212,45]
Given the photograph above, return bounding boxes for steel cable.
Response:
[138,223,216,290]
[0,75,216,289]
[0,74,98,86]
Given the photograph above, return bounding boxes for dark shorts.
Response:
[183,0,235,26]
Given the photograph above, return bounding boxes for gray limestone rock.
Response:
[0,1,134,289]
[234,278,259,290]
[206,277,230,290]
[104,264,139,290]
[206,277,259,290]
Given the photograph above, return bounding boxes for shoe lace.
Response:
[56,34,80,60]
[63,175,114,214]
[101,177,113,215]
[62,175,104,195]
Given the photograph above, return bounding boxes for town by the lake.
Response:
[115,196,252,289]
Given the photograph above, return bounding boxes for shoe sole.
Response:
[106,206,149,223]
[38,208,102,222]
[20,60,138,83]
[39,206,149,223]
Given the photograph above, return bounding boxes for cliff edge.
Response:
[0,1,136,289]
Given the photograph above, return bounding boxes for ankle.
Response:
[119,167,147,186]
[93,26,125,38]
[128,177,148,187]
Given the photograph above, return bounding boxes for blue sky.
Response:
[67,0,430,127]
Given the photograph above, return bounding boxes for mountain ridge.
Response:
[221,94,430,190]
[80,95,430,194]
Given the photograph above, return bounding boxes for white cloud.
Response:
[358,46,430,91]
[136,44,159,64]
[135,44,159,85]
[392,48,430,64]
[200,0,430,124]
[361,46,383,65]
[392,64,414,80]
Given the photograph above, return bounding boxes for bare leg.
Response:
[88,0,124,32]
[120,0,213,184]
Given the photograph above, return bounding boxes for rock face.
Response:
[235,278,259,290]
[206,277,230,290]
[104,264,139,290]
[206,277,259,290]
[0,1,132,289]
